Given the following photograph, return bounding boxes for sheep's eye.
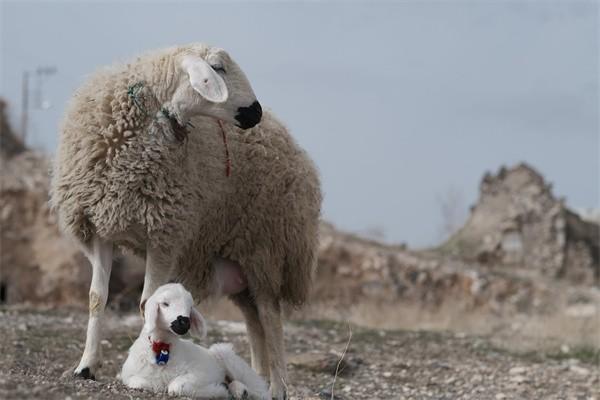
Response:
[161,302,169,307]
[211,64,226,74]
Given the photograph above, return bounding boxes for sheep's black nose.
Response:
[171,316,190,335]
[235,101,262,129]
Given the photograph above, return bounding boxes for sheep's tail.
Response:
[209,343,270,400]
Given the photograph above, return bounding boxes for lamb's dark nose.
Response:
[171,316,190,335]
[235,101,262,129]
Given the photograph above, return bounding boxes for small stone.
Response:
[509,366,527,375]
[495,394,506,400]
[570,365,590,376]
[288,352,356,376]
[510,375,528,384]
[383,371,392,378]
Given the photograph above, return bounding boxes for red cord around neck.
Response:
[149,337,170,355]
[217,120,231,177]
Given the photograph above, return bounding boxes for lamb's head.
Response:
[144,283,206,338]
[166,43,262,129]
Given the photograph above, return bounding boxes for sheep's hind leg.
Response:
[231,291,270,378]
[256,298,287,400]
[74,237,113,380]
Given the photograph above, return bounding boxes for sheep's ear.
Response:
[143,297,159,333]
[190,306,206,339]
[182,55,228,103]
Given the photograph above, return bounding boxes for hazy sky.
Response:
[1,1,598,247]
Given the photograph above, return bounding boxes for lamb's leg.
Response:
[140,248,172,314]
[256,298,287,400]
[228,380,250,399]
[231,292,270,377]
[124,376,153,391]
[74,237,113,379]
[168,376,229,398]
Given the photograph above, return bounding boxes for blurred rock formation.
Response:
[441,163,598,284]
[0,96,597,316]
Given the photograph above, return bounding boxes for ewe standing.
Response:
[51,43,321,400]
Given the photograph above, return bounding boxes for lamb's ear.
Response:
[181,55,228,103]
[190,306,206,339]
[143,297,159,333]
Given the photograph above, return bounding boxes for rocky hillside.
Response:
[0,99,143,307]
[1,97,598,336]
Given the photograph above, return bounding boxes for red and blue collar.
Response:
[149,337,170,365]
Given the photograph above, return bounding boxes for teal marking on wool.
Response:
[160,107,171,119]
[127,81,148,116]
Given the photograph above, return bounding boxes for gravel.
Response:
[1,307,598,400]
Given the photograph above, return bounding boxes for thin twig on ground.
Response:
[331,322,353,400]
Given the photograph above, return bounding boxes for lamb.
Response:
[121,283,270,400]
[50,43,321,400]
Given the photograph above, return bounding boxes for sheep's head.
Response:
[168,44,262,130]
[143,283,206,339]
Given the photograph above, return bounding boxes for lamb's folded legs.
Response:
[74,237,113,379]
[140,248,172,314]
[167,376,230,398]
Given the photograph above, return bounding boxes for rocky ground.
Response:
[1,306,598,400]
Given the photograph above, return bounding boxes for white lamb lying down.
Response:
[120,283,269,399]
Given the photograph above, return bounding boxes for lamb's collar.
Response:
[149,336,171,365]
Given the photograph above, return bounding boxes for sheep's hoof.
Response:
[74,366,96,380]
[271,389,287,400]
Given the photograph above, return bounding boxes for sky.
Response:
[1,1,598,247]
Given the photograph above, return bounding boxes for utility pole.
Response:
[20,66,57,145]
[20,71,29,143]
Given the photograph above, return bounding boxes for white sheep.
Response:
[50,43,321,400]
[121,283,269,400]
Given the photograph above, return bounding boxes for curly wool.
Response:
[50,47,322,305]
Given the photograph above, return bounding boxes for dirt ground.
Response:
[0,306,598,400]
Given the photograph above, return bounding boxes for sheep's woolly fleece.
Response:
[50,45,322,305]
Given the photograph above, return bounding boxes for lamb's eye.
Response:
[161,302,169,307]
[211,64,226,74]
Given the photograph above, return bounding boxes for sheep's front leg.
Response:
[74,237,113,379]
[140,248,172,314]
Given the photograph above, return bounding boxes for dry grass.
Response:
[198,294,599,356]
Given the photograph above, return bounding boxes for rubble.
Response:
[314,221,547,314]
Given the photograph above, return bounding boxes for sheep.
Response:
[50,43,321,400]
[121,283,270,400]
